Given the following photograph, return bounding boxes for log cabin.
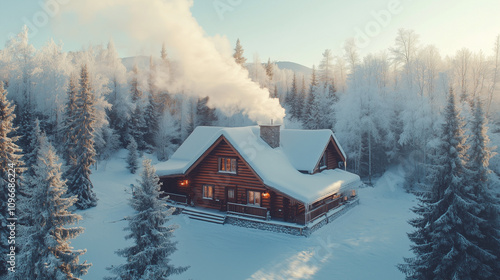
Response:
[156,125,361,225]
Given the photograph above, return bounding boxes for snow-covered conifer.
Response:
[400,90,499,279]
[0,82,23,277]
[107,159,188,279]
[66,65,98,209]
[126,138,139,174]
[233,38,247,66]
[195,96,218,127]
[16,136,91,280]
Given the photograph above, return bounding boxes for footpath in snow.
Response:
[73,152,416,280]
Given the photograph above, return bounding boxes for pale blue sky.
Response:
[1,0,499,66]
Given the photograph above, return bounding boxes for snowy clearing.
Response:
[73,151,416,280]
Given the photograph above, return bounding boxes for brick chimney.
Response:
[260,121,281,148]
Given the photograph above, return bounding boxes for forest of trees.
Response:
[1,26,500,279]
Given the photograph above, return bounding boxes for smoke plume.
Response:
[55,0,285,123]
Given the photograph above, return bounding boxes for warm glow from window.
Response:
[248,191,261,206]
[203,185,214,200]
[219,157,237,173]
[262,192,270,198]
[352,189,356,197]
[179,180,189,186]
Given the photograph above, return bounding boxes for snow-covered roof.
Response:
[155,126,361,204]
[280,129,345,173]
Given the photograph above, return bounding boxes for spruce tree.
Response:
[66,65,98,209]
[288,73,299,119]
[295,75,306,121]
[195,96,218,127]
[233,38,246,66]
[399,89,499,279]
[144,58,162,150]
[0,82,23,277]
[107,159,188,279]
[303,66,320,129]
[16,136,91,279]
[466,98,500,276]
[265,58,274,87]
[62,74,78,166]
[23,119,42,178]
[129,65,148,150]
[126,138,139,174]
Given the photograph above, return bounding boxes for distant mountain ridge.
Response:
[121,56,311,77]
[274,61,312,76]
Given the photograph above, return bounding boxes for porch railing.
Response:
[305,197,341,223]
[227,202,267,219]
[164,192,188,204]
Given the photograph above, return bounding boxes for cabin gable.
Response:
[313,136,346,173]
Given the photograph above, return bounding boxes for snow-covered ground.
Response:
[73,151,416,280]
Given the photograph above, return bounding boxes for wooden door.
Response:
[226,187,236,203]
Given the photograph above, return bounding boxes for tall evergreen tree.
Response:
[287,73,299,119]
[303,66,320,128]
[0,82,23,277]
[195,96,218,127]
[16,136,91,279]
[144,57,162,150]
[62,74,79,166]
[128,65,148,151]
[66,65,98,209]
[23,119,42,177]
[296,75,307,120]
[107,159,188,279]
[126,137,139,174]
[399,89,499,279]
[233,38,247,66]
[466,98,500,275]
[265,58,274,80]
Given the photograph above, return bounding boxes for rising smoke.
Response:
[55,0,285,123]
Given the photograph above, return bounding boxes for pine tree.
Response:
[62,74,79,166]
[303,66,320,129]
[16,136,91,279]
[144,57,162,150]
[265,58,274,90]
[107,76,130,148]
[129,65,148,151]
[23,119,42,177]
[107,159,188,279]
[399,89,499,279]
[287,73,299,119]
[126,138,139,174]
[66,65,98,209]
[233,38,246,66]
[318,49,334,87]
[0,82,23,277]
[466,98,500,276]
[195,96,218,127]
[296,75,307,120]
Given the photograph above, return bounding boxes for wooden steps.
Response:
[183,208,226,224]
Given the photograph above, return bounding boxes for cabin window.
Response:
[202,185,214,200]
[247,191,261,206]
[319,153,327,169]
[218,157,237,174]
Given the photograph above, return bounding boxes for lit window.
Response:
[319,153,327,169]
[248,191,261,206]
[203,185,214,200]
[219,157,237,174]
